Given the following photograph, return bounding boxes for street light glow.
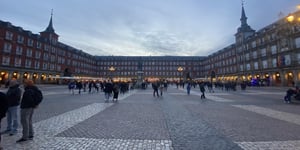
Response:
[286,14,295,23]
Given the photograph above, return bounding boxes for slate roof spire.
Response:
[237,0,254,33]
[44,9,55,33]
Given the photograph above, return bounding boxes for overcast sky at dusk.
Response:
[1,0,299,56]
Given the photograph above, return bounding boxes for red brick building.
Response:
[0,14,205,84]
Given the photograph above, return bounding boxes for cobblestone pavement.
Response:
[1,85,300,149]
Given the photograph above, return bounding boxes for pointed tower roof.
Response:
[40,9,59,43]
[43,10,55,33]
[237,2,254,33]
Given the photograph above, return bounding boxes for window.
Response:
[44,45,50,51]
[261,48,266,57]
[271,45,277,55]
[14,58,22,67]
[5,31,13,40]
[262,60,268,69]
[25,59,31,68]
[43,53,49,60]
[43,63,48,70]
[246,63,250,70]
[37,42,42,49]
[254,62,258,70]
[16,46,23,55]
[245,53,250,61]
[27,39,33,46]
[4,43,12,53]
[2,56,10,65]
[50,64,54,70]
[26,49,32,57]
[272,58,277,67]
[252,51,257,59]
[240,64,243,71]
[284,55,291,66]
[34,61,40,69]
[17,35,24,43]
[35,51,41,59]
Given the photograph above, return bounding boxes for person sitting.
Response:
[284,86,299,103]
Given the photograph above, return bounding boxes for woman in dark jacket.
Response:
[0,92,8,149]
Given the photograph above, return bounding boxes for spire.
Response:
[237,1,254,33]
[240,2,248,27]
[44,9,55,33]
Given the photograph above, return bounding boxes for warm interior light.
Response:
[265,74,269,78]
[288,72,293,76]
[287,15,295,23]
[276,73,280,77]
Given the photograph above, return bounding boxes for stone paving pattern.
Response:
[1,85,300,149]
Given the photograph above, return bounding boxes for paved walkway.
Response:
[1,84,300,149]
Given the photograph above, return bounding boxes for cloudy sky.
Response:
[1,0,299,56]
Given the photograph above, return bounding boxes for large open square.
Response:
[1,84,300,150]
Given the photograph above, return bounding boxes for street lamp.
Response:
[177,66,183,81]
[108,66,116,81]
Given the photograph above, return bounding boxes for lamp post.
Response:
[108,66,116,81]
[177,66,184,87]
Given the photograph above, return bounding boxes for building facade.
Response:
[0,15,97,84]
[0,14,205,84]
[1,6,300,86]
[203,6,300,86]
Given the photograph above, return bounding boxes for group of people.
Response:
[151,80,168,97]
[0,79,43,149]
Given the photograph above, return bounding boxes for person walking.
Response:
[0,92,8,150]
[76,81,83,94]
[112,84,119,102]
[2,79,22,136]
[104,80,113,102]
[187,83,191,95]
[16,80,43,143]
[200,82,206,99]
[152,82,159,97]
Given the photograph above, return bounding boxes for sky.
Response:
[1,0,299,56]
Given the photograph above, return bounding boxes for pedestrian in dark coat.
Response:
[152,82,159,97]
[112,84,119,102]
[104,81,113,102]
[0,92,8,149]
[16,80,41,143]
[2,79,21,136]
[200,82,206,99]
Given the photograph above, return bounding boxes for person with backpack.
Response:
[0,92,8,150]
[1,79,22,136]
[16,80,43,143]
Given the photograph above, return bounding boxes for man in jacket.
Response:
[16,80,42,143]
[0,92,8,149]
[2,79,21,136]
